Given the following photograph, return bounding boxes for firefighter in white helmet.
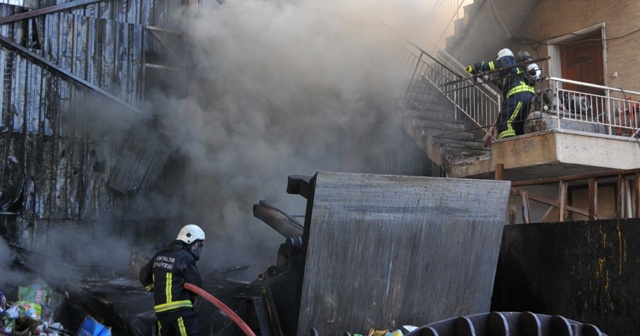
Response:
[516,50,542,83]
[140,224,206,336]
[466,48,536,138]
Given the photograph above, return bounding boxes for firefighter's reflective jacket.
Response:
[139,242,202,314]
[473,56,535,98]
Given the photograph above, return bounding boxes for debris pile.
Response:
[0,279,123,336]
[0,279,71,336]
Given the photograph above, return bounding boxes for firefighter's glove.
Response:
[465,65,474,74]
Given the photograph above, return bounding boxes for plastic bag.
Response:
[76,316,112,336]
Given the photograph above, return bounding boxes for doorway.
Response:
[547,24,607,95]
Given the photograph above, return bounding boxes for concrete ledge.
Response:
[448,153,493,179]
[449,129,640,181]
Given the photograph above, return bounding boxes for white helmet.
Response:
[526,63,542,80]
[496,48,514,60]
[176,224,206,244]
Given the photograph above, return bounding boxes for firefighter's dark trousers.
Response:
[497,91,535,139]
[156,309,200,336]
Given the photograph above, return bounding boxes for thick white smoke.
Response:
[3,0,445,285]
[140,0,436,277]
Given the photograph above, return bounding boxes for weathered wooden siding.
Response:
[37,0,175,28]
[0,0,180,241]
[296,172,511,335]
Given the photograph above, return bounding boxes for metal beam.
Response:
[617,174,624,219]
[513,188,594,219]
[589,178,598,219]
[511,168,640,187]
[0,34,141,114]
[148,29,180,62]
[636,173,640,217]
[559,181,567,221]
[521,190,530,224]
[0,0,104,25]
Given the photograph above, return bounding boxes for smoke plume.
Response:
[3,0,440,286]
[138,0,426,277]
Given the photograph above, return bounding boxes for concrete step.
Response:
[441,139,488,152]
[441,142,491,161]
[405,117,467,133]
[445,152,493,178]
[434,130,477,142]
[404,99,454,113]
[404,105,460,123]
[406,120,487,149]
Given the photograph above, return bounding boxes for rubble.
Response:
[0,241,270,336]
[0,242,138,336]
[0,279,71,336]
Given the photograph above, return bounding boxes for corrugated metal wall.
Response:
[1,13,146,135]
[0,0,181,244]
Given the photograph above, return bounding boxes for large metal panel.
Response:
[493,219,640,336]
[296,172,510,335]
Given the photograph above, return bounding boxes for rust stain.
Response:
[597,257,605,278]
[617,223,626,275]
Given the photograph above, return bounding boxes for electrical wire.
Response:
[488,0,512,39]
[512,26,640,51]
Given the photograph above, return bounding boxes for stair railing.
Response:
[387,28,501,142]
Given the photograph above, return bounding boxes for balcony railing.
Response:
[538,77,640,137]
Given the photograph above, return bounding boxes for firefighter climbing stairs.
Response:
[400,66,492,172]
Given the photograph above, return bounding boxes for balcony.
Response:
[448,77,640,181]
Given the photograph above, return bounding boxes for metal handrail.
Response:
[391,36,501,141]
[548,76,640,95]
[541,77,640,137]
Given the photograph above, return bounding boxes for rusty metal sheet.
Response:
[0,4,164,223]
[115,20,129,102]
[101,18,116,92]
[296,172,511,335]
[0,133,25,211]
[0,0,38,8]
[26,54,44,134]
[130,24,143,107]
[107,125,172,194]
[0,0,179,34]
[0,0,181,232]
[23,135,79,219]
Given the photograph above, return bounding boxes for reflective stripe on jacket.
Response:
[475,57,535,98]
[139,242,202,315]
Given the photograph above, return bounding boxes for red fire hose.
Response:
[184,283,257,336]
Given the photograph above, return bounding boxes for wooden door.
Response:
[560,32,604,95]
